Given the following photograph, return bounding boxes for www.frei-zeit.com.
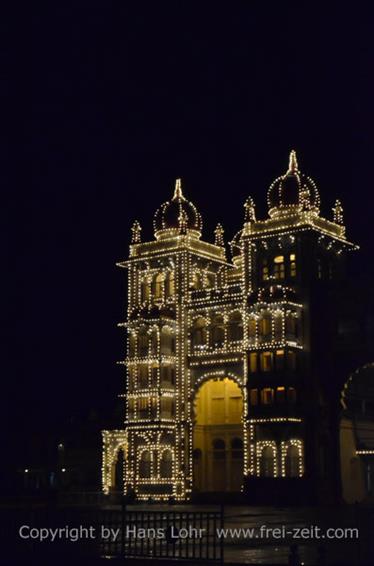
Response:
[18,524,359,542]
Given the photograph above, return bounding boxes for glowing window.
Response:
[261,388,274,404]
[152,273,164,300]
[274,256,285,280]
[249,352,258,373]
[165,271,175,297]
[138,397,149,418]
[276,386,286,403]
[248,318,256,342]
[275,349,285,370]
[141,279,150,302]
[290,253,297,277]
[260,314,272,338]
[260,352,273,372]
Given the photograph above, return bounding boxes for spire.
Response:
[288,149,298,173]
[131,220,142,243]
[173,178,183,199]
[332,199,344,225]
[214,223,225,247]
[244,196,256,222]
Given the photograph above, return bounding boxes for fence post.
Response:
[317,544,327,565]
[121,497,126,558]
[288,543,301,566]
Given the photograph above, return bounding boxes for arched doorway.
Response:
[114,448,125,492]
[193,377,244,492]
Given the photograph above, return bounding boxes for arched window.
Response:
[160,450,173,478]
[211,314,225,348]
[191,272,203,290]
[191,317,207,348]
[152,273,164,300]
[160,326,174,355]
[138,327,148,357]
[128,333,136,357]
[259,445,277,477]
[139,450,152,478]
[165,271,175,298]
[141,279,150,303]
[227,312,243,342]
[259,312,272,342]
[213,439,226,460]
[206,273,216,288]
[285,444,302,477]
[231,437,243,460]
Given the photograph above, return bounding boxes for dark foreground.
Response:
[0,499,373,565]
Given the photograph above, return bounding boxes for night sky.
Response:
[5,4,373,469]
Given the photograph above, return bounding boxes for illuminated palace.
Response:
[102,151,358,503]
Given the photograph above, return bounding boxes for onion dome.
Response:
[267,150,320,218]
[154,179,203,240]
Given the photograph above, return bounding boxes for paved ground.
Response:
[124,503,372,565]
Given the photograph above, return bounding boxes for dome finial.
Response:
[131,220,142,243]
[173,178,183,199]
[288,149,298,173]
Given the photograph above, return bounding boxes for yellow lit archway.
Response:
[193,377,244,492]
